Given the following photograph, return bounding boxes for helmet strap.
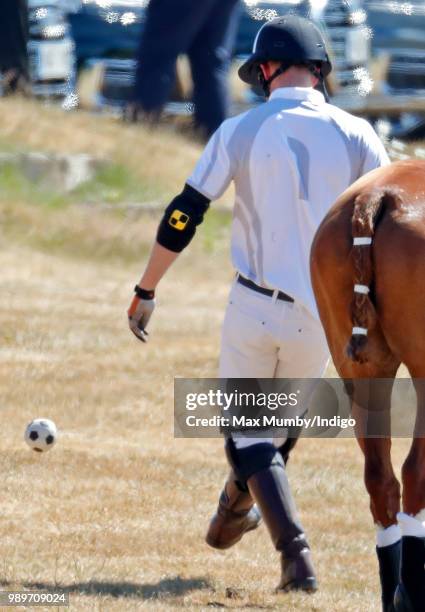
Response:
[259,61,323,97]
[306,61,323,81]
[258,62,292,97]
[305,61,330,101]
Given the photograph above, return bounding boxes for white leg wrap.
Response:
[376,523,402,548]
[397,510,425,537]
[415,508,425,522]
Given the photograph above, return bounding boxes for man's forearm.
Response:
[137,184,210,290]
[138,242,180,289]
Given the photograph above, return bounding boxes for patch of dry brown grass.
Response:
[0,99,414,611]
[0,223,412,611]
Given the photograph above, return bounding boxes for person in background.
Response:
[131,0,241,138]
[0,0,29,94]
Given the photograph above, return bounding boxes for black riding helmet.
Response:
[239,15,332,96]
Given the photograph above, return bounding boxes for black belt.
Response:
[237,275,294,303]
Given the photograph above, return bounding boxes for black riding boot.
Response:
[394,536,425,612]
[376,541,401,612]
[247,459,317,592]
[206,471,261,550]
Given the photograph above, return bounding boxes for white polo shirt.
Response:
[187,87,389,318]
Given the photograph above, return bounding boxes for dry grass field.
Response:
[0,98,415,611]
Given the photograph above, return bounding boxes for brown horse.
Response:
[310,159,425,612]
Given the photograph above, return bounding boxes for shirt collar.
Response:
[269,87,325,105]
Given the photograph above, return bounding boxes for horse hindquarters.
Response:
[310,188,400,378]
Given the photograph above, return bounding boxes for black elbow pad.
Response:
[156,184,210,252]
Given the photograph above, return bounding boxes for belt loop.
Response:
[272,289,279,304]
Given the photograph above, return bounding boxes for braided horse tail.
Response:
[347,188,400,363]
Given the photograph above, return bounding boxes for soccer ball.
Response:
[24,418,58,453]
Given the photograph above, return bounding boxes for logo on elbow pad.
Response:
[169,210,190,230]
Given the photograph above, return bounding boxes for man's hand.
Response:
[128,288,156,343]
[127,243,179,342]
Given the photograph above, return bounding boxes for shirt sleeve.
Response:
[359,119,391,175]
[186,121,234,201]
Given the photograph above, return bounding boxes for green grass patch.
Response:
[0,152,231,265]
[0,162,68,208]
[72,164,166,205]
[0,159,169,210]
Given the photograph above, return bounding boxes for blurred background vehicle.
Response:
[69,0,372,114]
[69,0,149,111]
[27,0,77,98]
[364,0,425,138]
[3,0,425,139]
[69,0,145,69]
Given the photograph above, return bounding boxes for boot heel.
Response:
[247,460,317,593]
[394,583,415,612]
[278,575,318,593]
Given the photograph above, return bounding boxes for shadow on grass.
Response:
[0,576,211,600]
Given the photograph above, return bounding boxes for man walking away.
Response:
[128,16,390,594]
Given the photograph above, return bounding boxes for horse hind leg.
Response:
[401,379,425,515]
[395,382,425,611]
[345,369,401,612]
[394,438,425,611]
[359,436,401,612]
